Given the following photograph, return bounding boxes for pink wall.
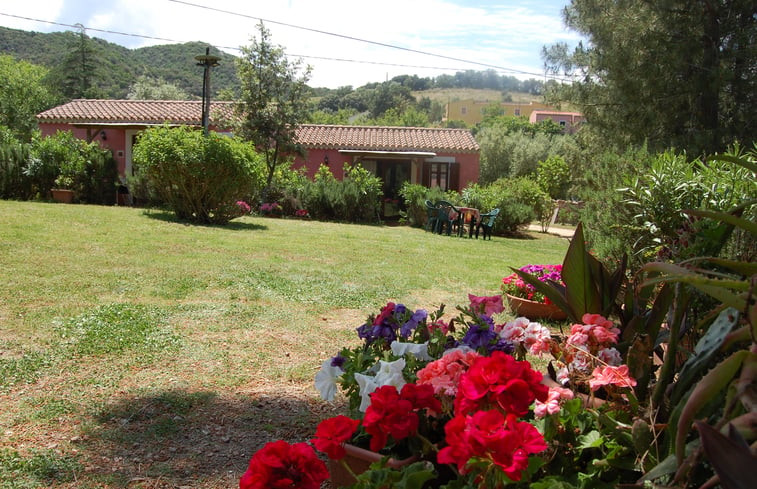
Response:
[38,123,481,189]
[39,123,128,177]
[292,148,346,180]
[293,148,479,189]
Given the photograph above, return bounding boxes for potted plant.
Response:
[51,175,75,203]
[502,264,567,319]
[240,295,552,488]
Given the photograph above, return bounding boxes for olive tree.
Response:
[234,22,312,198]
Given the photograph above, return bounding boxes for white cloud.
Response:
[0,0,585,88]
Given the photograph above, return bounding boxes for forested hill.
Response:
[1,25,545,104]
[0,26,239,99]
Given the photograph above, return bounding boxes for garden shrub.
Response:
[574,145,655,266]
[536,154,571,199]
[398,182,459,228]
[0,126,32,199]
[300,163,382,223]
[133,125,265,224]
[20,130,119,204]
[461,178,549,235]
[586,146,756,269]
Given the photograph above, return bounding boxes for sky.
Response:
[0,0,585,89]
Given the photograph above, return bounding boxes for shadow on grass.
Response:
[141,209,268,231]
[80,388,336,487]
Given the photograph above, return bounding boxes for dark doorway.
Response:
[375,159,410,219]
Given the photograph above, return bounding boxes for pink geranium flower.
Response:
[589,364,637,391]
[534,386,574,418]
[468,294,505,316]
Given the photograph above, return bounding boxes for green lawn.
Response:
[0,200,569,488]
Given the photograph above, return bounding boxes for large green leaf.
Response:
[696,420,757,489]
[671,308,741,405]
[562,222,601,317]
[675,350,750,463]
[707,153,757,174]
[686,208,757,236]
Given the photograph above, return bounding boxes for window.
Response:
[559,120,567,127]
[461,107,467,115]
[430,163,449,190]
[514,108,521,116]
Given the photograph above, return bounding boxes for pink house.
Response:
[36,99,480,197]
[528,110,585,134]
[293,124,480,199]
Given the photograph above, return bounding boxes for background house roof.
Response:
[295,125,479,153]
[36,100,480,154]
[36,99,234,125]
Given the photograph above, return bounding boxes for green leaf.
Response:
[707,153,757,174]
[578,430,603,449]
[675,350,750,463]
[686,208,757,236]
[671,308,741,405]
[696,420,757,489]
[562,222,600,317]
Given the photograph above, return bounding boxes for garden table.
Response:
[449,207,480,238]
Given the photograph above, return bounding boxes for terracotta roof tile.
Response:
[36,100,479,153]
[36,99,234,125]
[295,124,479,153]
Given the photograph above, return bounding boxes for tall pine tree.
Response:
[543,0,756,155]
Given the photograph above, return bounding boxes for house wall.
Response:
[445,100,553,125]
[292,148,346,180]
[293,149,479,190]
[528,112,585,134]
[39,123,128,177]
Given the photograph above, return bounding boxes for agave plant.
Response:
[515,151,756,489]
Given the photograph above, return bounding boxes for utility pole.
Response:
[195,47,220,136]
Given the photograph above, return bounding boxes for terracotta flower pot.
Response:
[51,189,74,203]
[505,294,567,320]
[328,443,417,487]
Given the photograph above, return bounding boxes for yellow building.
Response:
[444,99,554,126]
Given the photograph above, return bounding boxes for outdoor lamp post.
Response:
[195,47,220,136]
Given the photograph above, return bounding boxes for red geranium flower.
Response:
[456,351,548,416]
[311,415,360,460]
[239,440,329,489]
[399,382,442,415]
[437,410,547,481]
[363,385,419,451]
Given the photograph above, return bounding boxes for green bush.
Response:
[574,145,655,265]
[22,131,118,204]
[132,126,265,224]
[0,126,32,199]
[461,177,549,235]
[612,147,756,268]
[397,183,456,227]
[300,163,383,223]
[536,154,570,199]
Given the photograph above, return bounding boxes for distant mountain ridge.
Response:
[0,26,239,99]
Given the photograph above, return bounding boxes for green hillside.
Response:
[0,26,239,99]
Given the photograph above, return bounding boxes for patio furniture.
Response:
[475,208,500,240]
[435,200,458,235]
[424,200,438,232]
[452,206,480,238]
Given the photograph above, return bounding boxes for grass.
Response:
[0,200,569,487]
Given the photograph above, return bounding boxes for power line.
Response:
[165,0,550,78]
[0,10,570,81]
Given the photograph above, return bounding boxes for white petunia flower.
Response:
[314,358,343,401]
[354,372,380,412]
[391,341,432,361]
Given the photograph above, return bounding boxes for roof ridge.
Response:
[299,123,469,131]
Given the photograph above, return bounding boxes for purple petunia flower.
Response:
[330,355,346,369]
[462,324,496,350]
[400,309,428,338]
